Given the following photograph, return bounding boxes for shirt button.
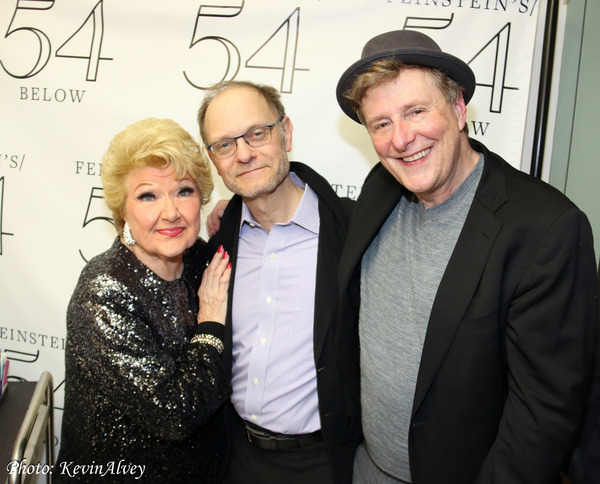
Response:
[251,415,257,421]
[270,253,276,261]
[266,296,272,303]
[253,379,259,386]
[260,338,266,346]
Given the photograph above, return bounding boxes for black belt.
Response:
[241,418,323,451]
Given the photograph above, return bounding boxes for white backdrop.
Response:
[1,0,544,450]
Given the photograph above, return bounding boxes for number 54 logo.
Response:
[183,2,308,93]
[0,0,110,80]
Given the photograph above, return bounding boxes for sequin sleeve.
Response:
[65,240,231,442]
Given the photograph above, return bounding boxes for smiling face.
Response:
[123,166,201,279]
[361,68,473,208]
[202,86,293,201]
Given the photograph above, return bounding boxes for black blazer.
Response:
[337,139,598,484]
[572,263,600,483]
[210,162,357,484]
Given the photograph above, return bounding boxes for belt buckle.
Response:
[245,425,282,451]
[245,424,274,443]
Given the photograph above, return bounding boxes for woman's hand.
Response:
[197,245,231,325]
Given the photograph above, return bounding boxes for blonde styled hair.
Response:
[101,118,213,233]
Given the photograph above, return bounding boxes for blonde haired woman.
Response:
[56,118,231,483]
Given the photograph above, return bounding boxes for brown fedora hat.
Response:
[336,30,476,124]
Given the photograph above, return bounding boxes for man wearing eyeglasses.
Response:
[197,81,357,484]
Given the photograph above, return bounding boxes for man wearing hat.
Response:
[335,30,598,483]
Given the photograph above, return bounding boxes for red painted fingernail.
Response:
[218,245,223,253]
[224,251,228,259]
[227,262,232,269]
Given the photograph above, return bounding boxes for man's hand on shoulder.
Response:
[206,199,229,237]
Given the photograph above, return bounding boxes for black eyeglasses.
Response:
[207,116,285,159]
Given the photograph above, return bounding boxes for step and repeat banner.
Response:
[1,0,543,448]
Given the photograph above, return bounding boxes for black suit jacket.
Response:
[337,139,598,484]
[210,162,357,484]
[573,263,600,483]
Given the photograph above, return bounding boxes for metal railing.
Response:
[7,372,54,484]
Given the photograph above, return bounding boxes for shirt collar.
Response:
[240,171,320,235]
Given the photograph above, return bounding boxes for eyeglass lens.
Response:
[211,119,281,158]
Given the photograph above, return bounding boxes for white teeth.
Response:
[402,148,430,162]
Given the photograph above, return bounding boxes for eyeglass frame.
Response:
[206,116,285,159]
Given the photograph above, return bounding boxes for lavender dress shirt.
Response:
[230,173,321,434]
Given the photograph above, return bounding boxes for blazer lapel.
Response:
[313,222,339,362]
[339,164,404,290]
[216,196,243,377]
[412,149,508,417]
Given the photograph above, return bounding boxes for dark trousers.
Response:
[222,415,335,484]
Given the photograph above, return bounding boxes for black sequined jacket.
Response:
[55,238,231,483]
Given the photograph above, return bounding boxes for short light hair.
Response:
[101,117,213,233]
[197,80,286,145]
[345,58,465,126]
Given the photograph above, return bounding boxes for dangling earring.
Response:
[123,222,136,246]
